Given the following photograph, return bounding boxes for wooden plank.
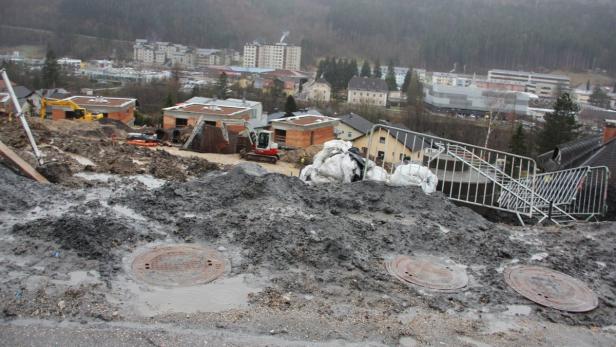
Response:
[0,140,49,183]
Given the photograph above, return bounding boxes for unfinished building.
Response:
[270,115,339,148]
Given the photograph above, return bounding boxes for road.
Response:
[160,147,301,177]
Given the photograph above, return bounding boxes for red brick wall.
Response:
[283,126,335,148]
[50,107,134,124]
[605,126,616,144]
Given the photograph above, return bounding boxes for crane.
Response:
[39,98,104,121]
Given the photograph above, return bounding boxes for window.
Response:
[175,118,188,127]
[379,137,386,144]
[377,151,385,159]
[399,153,404,160]
[347,132,353,138]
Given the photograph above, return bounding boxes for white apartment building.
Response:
[133,40,239,69]
[243,42,301,70]
[488,69,571,98]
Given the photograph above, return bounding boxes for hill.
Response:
[1,0,615,73]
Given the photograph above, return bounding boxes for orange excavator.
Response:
[221,119,279,164]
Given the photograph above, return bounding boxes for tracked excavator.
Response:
[39,98,104,121]
[220,119,279,164]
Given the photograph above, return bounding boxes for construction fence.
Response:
[362,124,610,225]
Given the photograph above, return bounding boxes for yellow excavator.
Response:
[39,98,104,121]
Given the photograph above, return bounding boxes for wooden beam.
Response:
[0,140,49,183]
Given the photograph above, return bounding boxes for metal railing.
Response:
[361,124,610,225]
[562,166,610,220]
[361,124,539,224]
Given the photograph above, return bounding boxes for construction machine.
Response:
[39,98,105,121]
[220,119,279,164]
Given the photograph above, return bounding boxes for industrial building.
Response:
[487,69,571,98]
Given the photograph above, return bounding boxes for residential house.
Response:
[270,115,339,148]
[47,96,137,124]
[180,97,266,129]
[334,113,374,141]
[347,77,388,107]
[352,123,425,165]
[162,101,253,129]
[537,119,616,185]
[267,109,323,124]
[300,79,331,103]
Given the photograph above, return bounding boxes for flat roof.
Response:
[66,96,136,108]
[164,103,250,116]
[271,114,338,127]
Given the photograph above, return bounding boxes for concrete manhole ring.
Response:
[504,266,598,312]
[385,255,468,291]
[131,244,225,287]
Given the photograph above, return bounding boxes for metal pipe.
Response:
[1,69,44,166]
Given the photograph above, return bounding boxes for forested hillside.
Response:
[1,0,615,73]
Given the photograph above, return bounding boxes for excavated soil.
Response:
[0,117,218,184]
[1,118,616,345]
[1,161,615,329]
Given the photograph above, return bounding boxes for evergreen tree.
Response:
[360,60,371,77]
[509,124,528,155]
[385,60,397,91]
[401,69,412,93]
[41,48,61,88]
[406,71,424,112]
[373,58,382,78]
[588,86,610,109]
[216,72,229,99]
[163,92,175,108]
[284,95,298,115]
[537,93,581,153]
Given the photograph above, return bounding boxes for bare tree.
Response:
[483,91,510,148]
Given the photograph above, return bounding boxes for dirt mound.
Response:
[280,145,323,164]
[111,164,616,327]
[11,202,163,281]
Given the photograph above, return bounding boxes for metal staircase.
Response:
[443,144,577,225]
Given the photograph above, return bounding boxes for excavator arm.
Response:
[40,98,104,121]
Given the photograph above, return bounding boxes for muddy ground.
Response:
[1,118,616,346]
[1,159,616,346]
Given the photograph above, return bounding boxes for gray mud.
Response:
[2,162,616,338]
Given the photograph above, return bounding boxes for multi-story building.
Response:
[134,39,239,69]
[347,77,389,107]
[423,83,534,115]
[487,69,571,98]
[430,72,475,87]
[242,42,302,71]
[195,49,241,68]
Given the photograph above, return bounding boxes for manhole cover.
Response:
[132,244,225,287]
[504,266,598,312]
[385,255,468,291]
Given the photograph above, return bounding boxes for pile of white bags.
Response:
[300,140,438,194]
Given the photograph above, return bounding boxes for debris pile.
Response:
[0,117,218,184]
[300,140,438,194]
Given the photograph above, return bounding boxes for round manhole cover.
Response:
[504,266,598,312]
[132,244,225,287]
[385,255,468,291]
